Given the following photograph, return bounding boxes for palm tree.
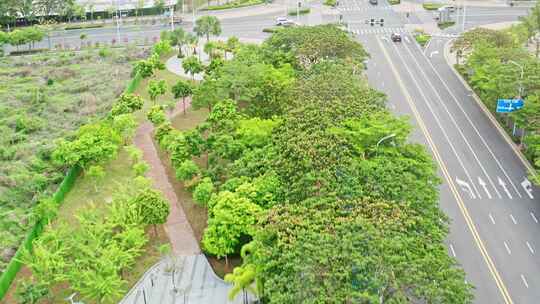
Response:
[193,16,222,42]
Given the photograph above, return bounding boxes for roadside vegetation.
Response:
[451,2,540,183]
[288,7,311,16]
[150,24,473,303]
[0,47,146,276]
[201,0,265,11]
[323,0,337,7]
[422,2,445,10]
[2,41,178,303]
[414,29,431,47]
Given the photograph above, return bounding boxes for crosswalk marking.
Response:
[339,6,392,12]
[349,27,406,35]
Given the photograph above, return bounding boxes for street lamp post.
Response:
[376,133,396,149]
[508,60,524,98]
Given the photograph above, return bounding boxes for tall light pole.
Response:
[461,0,467,32]
[170,4,175,30]
[508,60,524,98]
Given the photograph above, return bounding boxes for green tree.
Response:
[147,105,167,125]
[194,15,222,42]
[112,113,137,144]
[152,39,172,56]
[53,122,121,169]
[111,93,144,116]
[147,79,168,103]
[132,189,170,234]
[171,79,193,114]
[182,55,203,81]
[193,177,214,206]
[175,159,200,181]
[154,0,166,14]
[521,1,540,58]
[202,191,262,266]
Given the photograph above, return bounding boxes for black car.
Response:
[391,33,402,42]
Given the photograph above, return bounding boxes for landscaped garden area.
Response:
[147,24,475,302]
[0,47,147,276]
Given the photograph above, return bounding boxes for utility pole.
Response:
[170,4,175,30]
[297,1,301,22]
[115,1,121,44]
[462,0,467,32]
[192,0,196,22]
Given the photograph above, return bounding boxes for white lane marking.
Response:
[509,214,517,225]
[503,241,511,255]
[381,36,389,42]
[498,176,513,199]
[387,40,482,199]
[429,50,439,58]
[526,241,535,254]
[404,36,411,43]
[478,177,493,199]
[456,178,477,199]
[449,244,456,257]
[531,212,538,223]
[399,42,501,200]
[521,274,529,289]
[521,177,534,199]
[406,40,523,199]
[489,213,496,225]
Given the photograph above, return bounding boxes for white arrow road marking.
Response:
[429,50,439,58]
[509,214,517,225]
[488,213,496,225]
[498,176,513,199]
[531,212,538,223]
[449,244,456,257]
[521,274,529,288]
[404,36,411,43]
[503,241,511,255]
[526,241,535,254]
[456,177,476,199]
[521,177,534,199]
[478,177,492,199]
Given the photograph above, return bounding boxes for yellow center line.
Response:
[375,36,513,304]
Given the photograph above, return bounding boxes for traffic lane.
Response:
[389,38,502,202]
[400,39,526,202]
[427,38,539,204]
[388,38,540,303]
[361,34,505,304]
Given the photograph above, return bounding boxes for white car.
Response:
[276,17,293,26]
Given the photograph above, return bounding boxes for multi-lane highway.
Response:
[344,0,537,302]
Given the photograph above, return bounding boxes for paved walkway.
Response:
[134,104,200,255]
[120,255,256,304]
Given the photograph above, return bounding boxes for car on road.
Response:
[391,32,402,42]
[276,17,293,26]
[369,0,378,4]
[441,4,457,12]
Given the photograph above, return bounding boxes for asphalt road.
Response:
[347,0,540,302]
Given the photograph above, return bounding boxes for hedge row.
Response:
[0,68,143,302]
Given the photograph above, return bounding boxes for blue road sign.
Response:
[496,99,524,113]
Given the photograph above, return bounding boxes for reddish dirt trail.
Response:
[133,99,200,255]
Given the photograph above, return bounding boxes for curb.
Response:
[442,38,536,174]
